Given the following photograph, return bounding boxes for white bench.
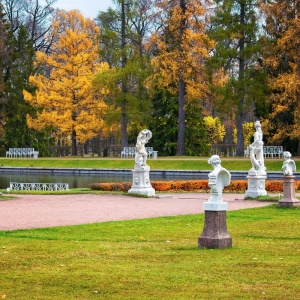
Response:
[9,182,69,191]
[244,146,283,158]
[121,147,157,159]
[6,148,39,158]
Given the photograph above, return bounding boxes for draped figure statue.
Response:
[249,121,266,176]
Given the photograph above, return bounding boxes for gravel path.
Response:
[0,193,272,230]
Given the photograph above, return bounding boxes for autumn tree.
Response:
[95,0,154,147]
[207,0,267,156]
[260,0,300,154]
[148,0,214,155]
[23,10,109,155]
[203,116,226,145]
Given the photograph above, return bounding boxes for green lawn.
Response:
[0,205,299,299]
[0,157,286,171]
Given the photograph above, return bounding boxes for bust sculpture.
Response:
[249,120,266,176]
[134,129,152,169]
[206,155,231,208]
[282,151,296,176]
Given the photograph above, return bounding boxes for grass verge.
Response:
[0,157,286,171]
[0,205,299,299]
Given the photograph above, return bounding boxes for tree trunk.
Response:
[236,112,245,156]
[176,78,186,155]
[176,0,187,156]
[121,0,128,148]
[236,1,245,157]
[71,129,77,156]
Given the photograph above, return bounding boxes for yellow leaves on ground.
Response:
[23,10,109,144]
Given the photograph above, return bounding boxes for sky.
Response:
[52,0,115,19]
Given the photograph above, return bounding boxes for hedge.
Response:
[89,179,300,192]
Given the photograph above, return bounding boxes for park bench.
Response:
[6,148,39,158]
[121,147,158,159]
[244,146,283,158]
[8,182,69,191]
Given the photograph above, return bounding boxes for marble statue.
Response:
[282,151,296,176]
[204,155,231,211]
[134,129,152,169]
[128,129,155,196]
[198,155,232,249]
[249,120,266,176]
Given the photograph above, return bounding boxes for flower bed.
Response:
[89,179,300,192]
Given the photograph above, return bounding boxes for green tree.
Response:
[95,0,154,147]
[207,0,267,156]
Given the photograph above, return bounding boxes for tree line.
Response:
[0,0,299,157]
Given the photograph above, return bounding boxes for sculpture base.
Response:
[128,168,155,197]
[198,210,232,249]
[245,175,267,198]
[278,176,300,208]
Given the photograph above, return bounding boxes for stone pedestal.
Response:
[245,175,267,198]
[198,210,232,249]
[278,176,300,208]
[128,167,155,197]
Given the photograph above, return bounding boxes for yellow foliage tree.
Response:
[203,116,225,145]
[233,122,255,146]
[23,10,109,155]
[148,0,215,155]
[261,0,300,153]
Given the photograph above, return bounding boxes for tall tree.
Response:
[0,3,10,141]
[95,0,154,147]
[23,10,109,155]
[148,0,214,155]
[3,25,46,151]
[207,0,267,156]
[2,0,57,52]
[261,0,300,154]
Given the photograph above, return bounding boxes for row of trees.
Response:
[0,0,300,156]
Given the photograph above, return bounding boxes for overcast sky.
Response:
[52,0,115,19]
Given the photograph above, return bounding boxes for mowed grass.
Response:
[0,157,287,171]
[0,205,299,299]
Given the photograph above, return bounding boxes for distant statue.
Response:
[134,129,152,169]
[249,120,266,176]
[207,155,231,202]
[282,151,296,176]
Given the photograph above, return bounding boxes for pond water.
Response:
[0,173,200,189]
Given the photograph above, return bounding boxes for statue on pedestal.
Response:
[128,129,155,197]
[249,120,266,176]
[198,155,232,249]
[245,120,267,198]
[279,151,300,207]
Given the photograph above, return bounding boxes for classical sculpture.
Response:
[205,155,231,208]
[199,155,232,249]
[282,151,296,176]
[128,129,155,196]
[249,120,266,176]
[134,129,152,169]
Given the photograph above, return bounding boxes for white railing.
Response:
[9,182,69,191]
[6,148,39,158]
[121,147,157,158]
[244,146,283,158]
